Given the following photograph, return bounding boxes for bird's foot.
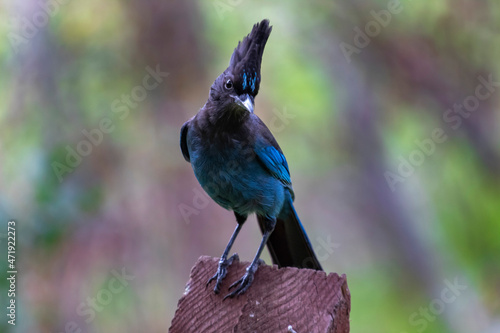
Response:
[224,259,264,300]
[206,253,239,294]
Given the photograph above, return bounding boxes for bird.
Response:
[180,19,323,299]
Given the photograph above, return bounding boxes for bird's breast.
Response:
[189,137,284,217]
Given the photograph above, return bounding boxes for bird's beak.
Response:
[232,94,254,114]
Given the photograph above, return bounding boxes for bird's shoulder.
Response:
[247,114,283,152]
[180,116,195,162]
[248,115,292,186]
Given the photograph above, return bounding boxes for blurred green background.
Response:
[1,0,500,332]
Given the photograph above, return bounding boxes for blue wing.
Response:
[255,146,291,186]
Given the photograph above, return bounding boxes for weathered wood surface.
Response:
[170,256,350,333]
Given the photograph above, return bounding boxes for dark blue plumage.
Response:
[180,19,322,298]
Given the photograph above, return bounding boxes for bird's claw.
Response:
[206,253,239,294]
[223,259,263,300]
[224,272,254,300]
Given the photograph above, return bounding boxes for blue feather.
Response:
[242,72,247,90]
[255,146,291,185]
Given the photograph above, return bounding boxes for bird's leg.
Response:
[224,216,276,299]
[206,224,241,294]
[207,213,247,294]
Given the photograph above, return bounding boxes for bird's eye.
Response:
[224,79,233,90]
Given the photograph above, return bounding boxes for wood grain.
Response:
[170,256,350,333]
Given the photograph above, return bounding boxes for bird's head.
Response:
[207,19,272,119]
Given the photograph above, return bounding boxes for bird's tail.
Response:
[257,195,323,271]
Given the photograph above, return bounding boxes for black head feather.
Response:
[227,19,272,97]
[206,20,272,121]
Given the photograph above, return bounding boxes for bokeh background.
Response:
[1,0,500,332]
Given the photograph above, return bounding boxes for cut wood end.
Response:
[170,256,350,333]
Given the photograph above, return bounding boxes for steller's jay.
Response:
[180,19,323,298]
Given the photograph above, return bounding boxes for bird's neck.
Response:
[206,105,249,133]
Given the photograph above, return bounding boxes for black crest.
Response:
[227,19,272,97]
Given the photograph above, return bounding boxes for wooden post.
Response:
[170,256,350,332]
